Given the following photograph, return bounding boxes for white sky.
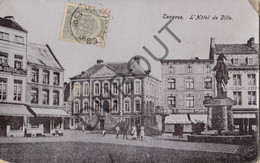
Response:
[0,0,258,81]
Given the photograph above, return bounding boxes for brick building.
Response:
[69,58,161,130]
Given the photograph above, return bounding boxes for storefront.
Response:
[0,103,33,137]
[233,113,257,135]
[164,114,192,133]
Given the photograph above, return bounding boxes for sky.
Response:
[0,0,258,81]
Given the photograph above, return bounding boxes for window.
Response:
[94,82,100,95]
[31,88,38,104]
[112,99,118,112]
[14,55,23,69]
[42,89,49,105]
[248,74,256,85]
[53,72,60,85]
[167,96,176,107]
[74,83,80,96]
[134,98,141,112]
[204,96,212,101]
[53,91,59,105]
[186,78,194,89]
[124,81,131,94]
[83,100,89,112]
[102,82,110,97]
[248,91,256,105]
[74,100,80,113]
[186,96,194,108]
[233,91,242,105]
[205,64,211,73]
[94,100,101,113]
[42,70,49,84]
[204,78,212,89]
[232,58,239,65]
[31,68,39,83]
[134,80,141,94]
[112,81,118,94]
[83,82,89,96]
[167,78,176,89]
[233,74,241,86]
[124,98,131,112]
[168,66,174,73]
[13,80,22,101]
[0,52,8,65]
[187,65,192,73]
[0,32,9,41]
[247,57,254,65]
[0,78,7,100]
[14,35,24,44]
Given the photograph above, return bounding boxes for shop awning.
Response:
[233,113,256,119]
[190,114,207,123]
[0,103,33,117]
[165,114,191,124]
[31,108,69,117]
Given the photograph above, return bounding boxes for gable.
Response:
[91,65,117,77]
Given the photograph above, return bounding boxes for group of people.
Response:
[115,123,145,140]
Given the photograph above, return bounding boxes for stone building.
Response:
[69,58,161,130]
[210,37,259,134]
[0,16,29,136]
[161,58,215,133]
[26,43,68,135]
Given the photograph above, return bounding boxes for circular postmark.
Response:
[70,5,102,45]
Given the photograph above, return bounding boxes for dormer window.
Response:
[247,57,254,65]
[231,58,239,65]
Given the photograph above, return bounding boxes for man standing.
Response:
[123,124,128,139]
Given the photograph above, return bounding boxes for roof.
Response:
[161,59,214,63]
[0,17,27,33]
[27,43,63,70]
[70,61,152,80]
[215,44,259,55]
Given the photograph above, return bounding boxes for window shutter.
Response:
[245,58,248,64]
[231,58,233,64]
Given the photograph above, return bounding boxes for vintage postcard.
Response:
[0,0,258,162]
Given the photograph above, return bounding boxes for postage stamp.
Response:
[60,2,111,48]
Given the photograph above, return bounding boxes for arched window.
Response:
[124,80,131,94]
[124,98,131,112]
[83,82,89,96]
[94,99,101,113]
[74,99,80,114]
[102,81,110,97]
[112,80,119,95]
[134,79,141,94]
[134,97,141,112]
[93,81,100,96]
[83,99,89,113]
[74,82,80,97]
[112,99,118,112]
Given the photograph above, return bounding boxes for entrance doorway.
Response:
[103,100,110,113]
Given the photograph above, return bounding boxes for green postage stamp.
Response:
[60,2,111,48]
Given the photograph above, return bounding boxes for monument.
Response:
[204,54,236,133]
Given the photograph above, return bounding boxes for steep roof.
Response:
[27,43,63,70]
[0,17,27,33]
[70,61,149,80]
[215,44,259,55]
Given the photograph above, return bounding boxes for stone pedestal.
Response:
[204,97,235,132]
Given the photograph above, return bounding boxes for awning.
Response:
[31,108,69,117]
[190,114,207,123]
[165,114,191,124]
[233,113,256,119]
[0,103,33,117]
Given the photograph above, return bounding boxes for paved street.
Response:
[0,130,239,154]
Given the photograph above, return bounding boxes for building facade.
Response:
[161,58,215,133]
[26,43,67,135]
[69,59,161,129]
[0,16,29,136]
[211,37,259,134]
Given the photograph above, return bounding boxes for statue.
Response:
[213,54,230,97]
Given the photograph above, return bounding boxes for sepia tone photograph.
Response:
[0,0,259,162]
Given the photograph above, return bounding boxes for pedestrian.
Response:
[131,125,137,140]
[136,123,141,139]
[82,125,85,132]
[115,125,120,138]
[24,125,27,137]
[102,129,106,137]
[123,124,128,139]
[140,126,145,140]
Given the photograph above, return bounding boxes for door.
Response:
[103,100,110,113]
[100,119,105,130]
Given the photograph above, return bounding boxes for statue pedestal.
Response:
[204,97,236,132]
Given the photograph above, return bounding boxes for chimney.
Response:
[4,16,14,21]
[133,57,140,65]
[209,37,215,60]
[247,37,254,47]
[97,60,103,64]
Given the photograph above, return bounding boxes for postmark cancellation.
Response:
[60,2,111,48]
